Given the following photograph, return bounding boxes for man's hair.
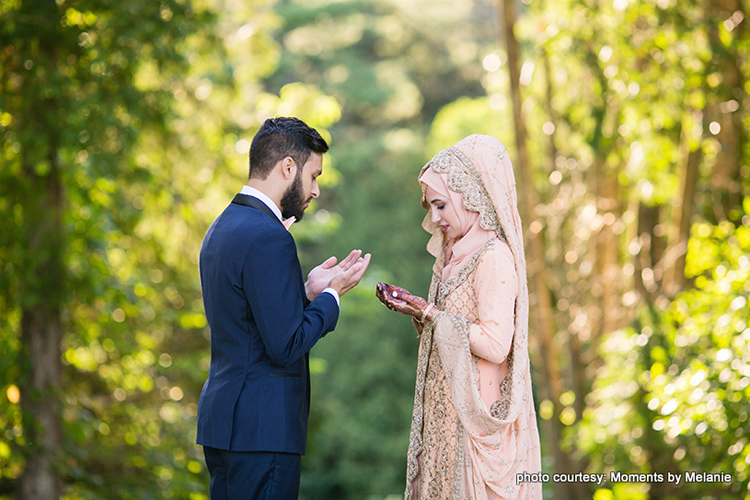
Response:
[248,117,329,180]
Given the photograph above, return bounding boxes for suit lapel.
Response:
[231,193,284,227]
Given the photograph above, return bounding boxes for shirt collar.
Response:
[240,185,283,223]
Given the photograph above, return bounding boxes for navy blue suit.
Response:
[197,194,338,498]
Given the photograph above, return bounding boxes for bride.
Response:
[376,134,542,499]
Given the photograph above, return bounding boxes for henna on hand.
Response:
[376,282,434,319]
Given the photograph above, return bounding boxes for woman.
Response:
[376,134,542,500]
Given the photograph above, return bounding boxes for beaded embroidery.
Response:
[490,350,514,420]
[436,239,495,305]
[425,146,508,243]
[452,423,465,500]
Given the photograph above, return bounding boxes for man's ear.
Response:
[279,156,297,180]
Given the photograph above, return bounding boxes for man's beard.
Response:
[280,170,309,221]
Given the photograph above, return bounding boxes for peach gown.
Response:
[404,135,542,500]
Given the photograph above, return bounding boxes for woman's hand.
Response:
[376,282,437,322]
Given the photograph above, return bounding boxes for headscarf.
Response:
[418,167,492,282]
[418,135,518,282]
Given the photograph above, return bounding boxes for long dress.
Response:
[405,238,542,500]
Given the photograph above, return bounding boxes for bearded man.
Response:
[196,117,370,499]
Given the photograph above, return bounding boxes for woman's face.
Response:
[425,185,462,240]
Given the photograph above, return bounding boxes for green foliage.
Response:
[427,96,514,156]
[2,0,750,498]
[1,0,219,496]
[574,221,750,499]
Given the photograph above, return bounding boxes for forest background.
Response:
[1,0,749,499]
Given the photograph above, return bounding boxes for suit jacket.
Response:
[196,194,339,454]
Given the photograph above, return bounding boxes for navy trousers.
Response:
[203,447,301,500]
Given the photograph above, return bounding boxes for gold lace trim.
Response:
[452,421,465,500]
[405,313,440,495]
[490,349,514,420]
[425,146,508,243]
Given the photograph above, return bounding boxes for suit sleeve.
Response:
[243,225,339,367]
[466,242,517,364]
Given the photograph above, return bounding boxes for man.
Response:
[197,117,370,499]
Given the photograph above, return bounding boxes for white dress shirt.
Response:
[241,185,283,221]
[239,185,340,306]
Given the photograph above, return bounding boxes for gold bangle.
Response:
[421,303,435,323]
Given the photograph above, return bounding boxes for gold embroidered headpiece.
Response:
[420,146,505,241]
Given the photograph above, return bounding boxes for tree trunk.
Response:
[18,143,65,500]
[496,0,560,409]
[539,44,558,169]
[662,111,703,296]
[17,5,66,490]
[19,307,63,500]
[593,163,621,338]
[633,203,660,301]
[496,2,582,499]
[705,0,745,222]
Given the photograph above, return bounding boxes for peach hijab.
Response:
[415,134,540,499]
[418,135,518,281]
[419,165,496,282]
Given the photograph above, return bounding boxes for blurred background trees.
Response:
[1,0,749,499]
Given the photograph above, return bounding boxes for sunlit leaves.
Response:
[576,218,750,497]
